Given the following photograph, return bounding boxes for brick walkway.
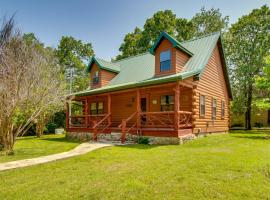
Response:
[0,142,113,171]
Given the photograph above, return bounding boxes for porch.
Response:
[66,82,194,143]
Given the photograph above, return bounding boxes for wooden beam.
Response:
[107,93,111,125]
[174,83,180,131]
[136,89,141,130]
[66,102,69,129]
[85,100,89,127]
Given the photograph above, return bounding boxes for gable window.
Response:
[90,102,104,115]
[93,71,99,85]
[212,98,217,119]
[199,95,205,117]
[160,95,174,111]
[221,100,225,119]
[160,50,171,72]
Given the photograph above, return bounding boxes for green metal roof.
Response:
[149,32,193,56]
[72,31,232,98]
[86,57,120,73]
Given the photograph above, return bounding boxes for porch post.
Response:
[174,83,180,131]
[66,102,69,129]
[136,89,141,130]
[107,93,111,125]
[84,99,89,127]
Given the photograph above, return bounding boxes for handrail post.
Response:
[121,119,126,144]
[93,120,98,141]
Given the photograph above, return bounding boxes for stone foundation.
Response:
[66,132,93,141]
[66,131,197,145]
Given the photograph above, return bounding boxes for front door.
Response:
[141,98,147,112]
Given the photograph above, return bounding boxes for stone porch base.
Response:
[66,131,198,145]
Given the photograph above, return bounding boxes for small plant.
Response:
[260,164,270,180]
[137,137,149,144]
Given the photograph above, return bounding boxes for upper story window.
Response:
[93,71,99,85]
[160,95,174,111]
[160,50,171,72]
[199,95,205,117]
[212,98,217,119]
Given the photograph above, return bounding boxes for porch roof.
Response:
[72,32,232,98]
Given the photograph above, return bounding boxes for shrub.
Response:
[137,137,149,144]
[254,122,263,128]
[45,122,58,134]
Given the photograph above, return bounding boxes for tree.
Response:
[116,27,143,60]
[56,36,94,92]
[255,55,270,110]
[175,18,195,42]
[116,8,228,60]
[191,7,229,37]
[225,5,270,129]
[0,17,66,153]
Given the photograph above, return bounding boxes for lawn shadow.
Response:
[40,137,80,144]
[231,133,270,140]
[117,143,178,150]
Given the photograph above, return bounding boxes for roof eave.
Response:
[70,74,188,97]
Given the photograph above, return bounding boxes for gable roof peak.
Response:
[149,31,193,56]
[86,57,120,73]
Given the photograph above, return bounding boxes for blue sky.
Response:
[0,0,268,60]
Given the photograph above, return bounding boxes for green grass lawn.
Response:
[0,134,80,163]
[1,131,270,200]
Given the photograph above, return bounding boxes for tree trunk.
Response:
[245,82,253,130]
[0,119,16,154]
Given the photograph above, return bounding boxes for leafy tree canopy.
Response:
[225,5,270,129]
[56,36,94,92]
[191,7,229,37]
[116,8,228,60]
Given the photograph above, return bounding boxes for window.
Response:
[160,95,174,111]
[221,100,225,119]
[199,95,205,117]
[92,71,99,84]
[212,98,217,119]
[90,102,104,115]
[160,50,171,72]
[90,102,97,115]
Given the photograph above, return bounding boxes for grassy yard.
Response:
[0,134,80,163]
[1,131,270,200]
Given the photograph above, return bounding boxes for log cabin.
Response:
[66,31,232,144]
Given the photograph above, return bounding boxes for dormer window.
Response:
[160,50,171,72]
[93,71,99,85]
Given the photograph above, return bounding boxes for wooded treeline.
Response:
[0,5,269,153]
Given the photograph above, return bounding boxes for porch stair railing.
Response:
[92,113,111,141]
[119,111,138,143]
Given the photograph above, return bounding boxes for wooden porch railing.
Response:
[68,114,106,128]
[119,111,138,143]
[140,111,175,128]
[92,113,111,141]
[178,111,192,128]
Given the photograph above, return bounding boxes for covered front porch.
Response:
[66,81,194,143]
